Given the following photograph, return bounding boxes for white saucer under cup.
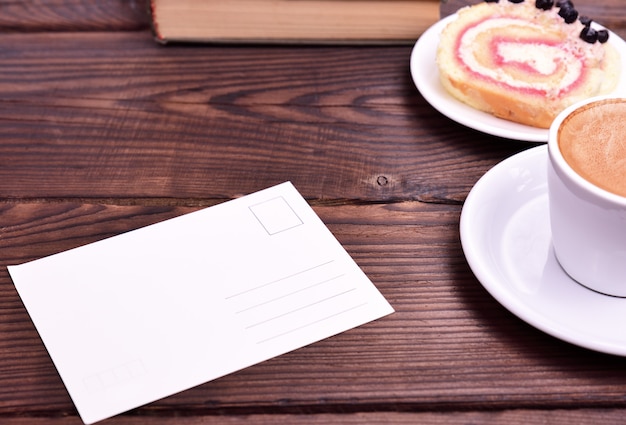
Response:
[461,146,626,356]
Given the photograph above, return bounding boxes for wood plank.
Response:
[0,0,149,32]
[0,31,528,203]
[3,202,626,416]
[4,409,626,425]
[1,0,623,38]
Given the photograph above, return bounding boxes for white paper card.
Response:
[8,182,394,424]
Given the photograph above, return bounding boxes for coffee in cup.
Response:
[557,98,626,198]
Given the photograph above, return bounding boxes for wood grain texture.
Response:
[0,31,529,203]
[0,0,150,32]
[2,202,626,419]
[4,410,626,425]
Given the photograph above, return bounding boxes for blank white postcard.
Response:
[8,182,394,424]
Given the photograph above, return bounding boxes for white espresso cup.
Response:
[548,96,626,297]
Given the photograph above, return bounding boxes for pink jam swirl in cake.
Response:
[453,1,605,99]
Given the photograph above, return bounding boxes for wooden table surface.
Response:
[2,1,626,424]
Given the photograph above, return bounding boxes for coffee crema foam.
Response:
[558,99,626,198]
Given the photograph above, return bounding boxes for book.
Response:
[149,0,440,44]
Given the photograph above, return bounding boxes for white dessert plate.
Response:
[460,145,626,356]
[410,14,626,143]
